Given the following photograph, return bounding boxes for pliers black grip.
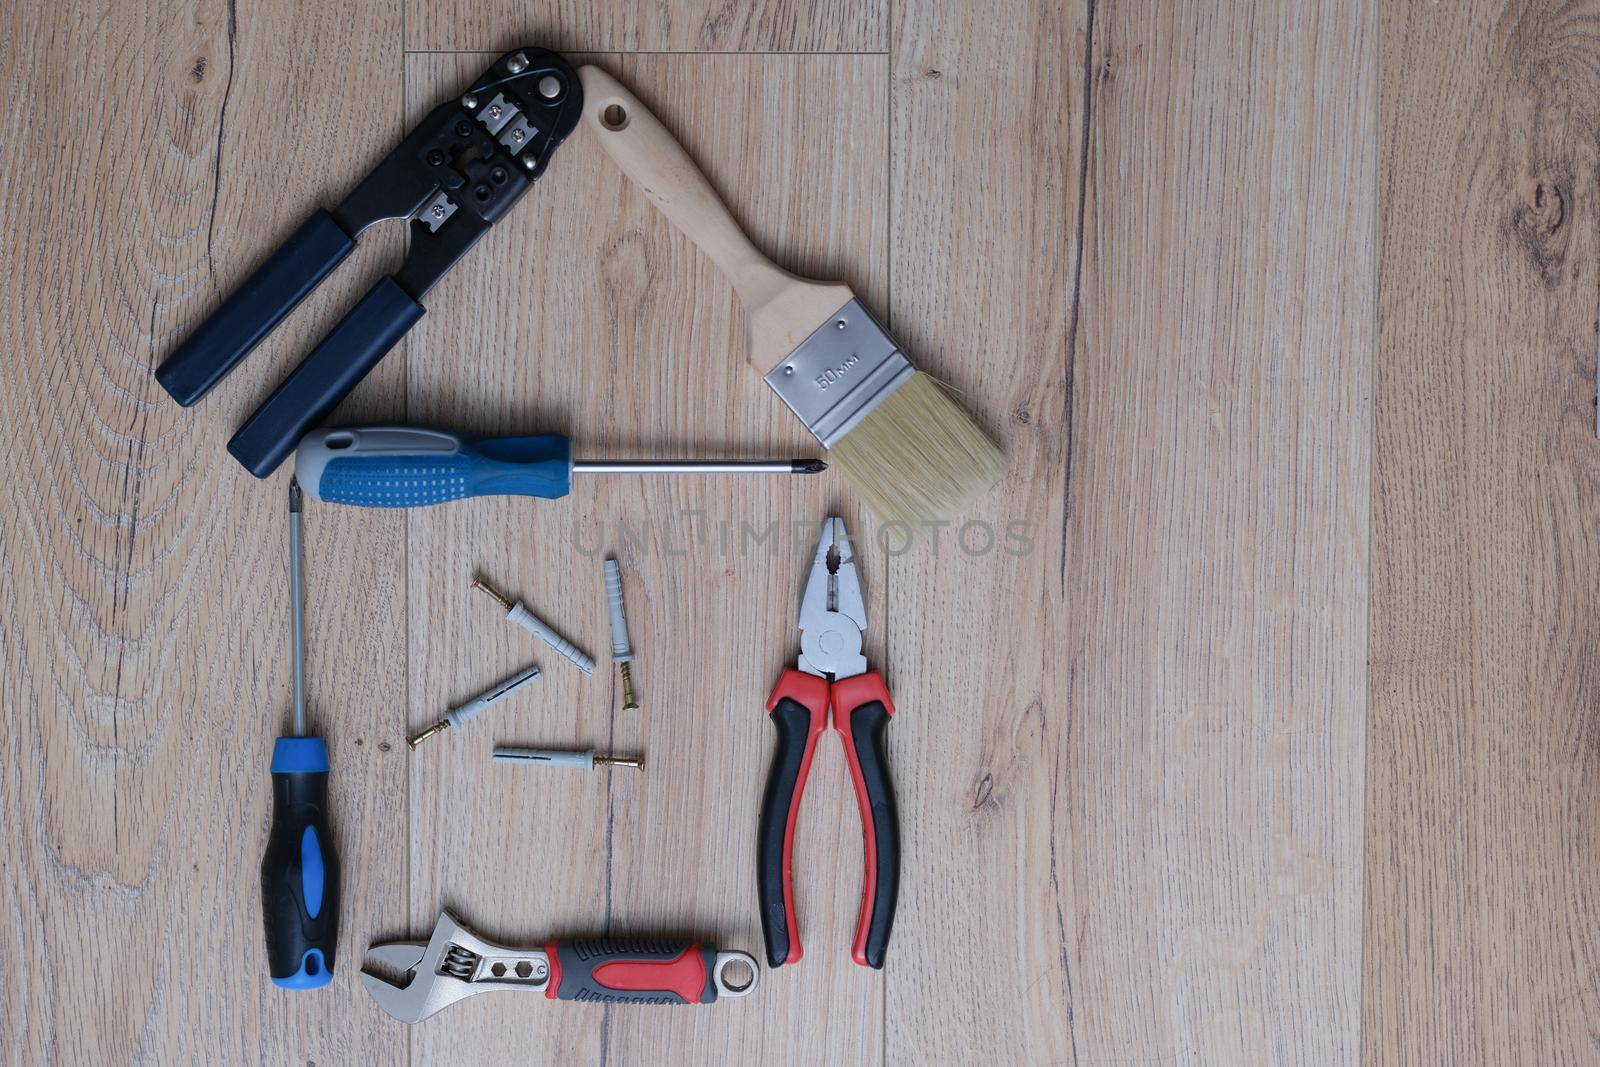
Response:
[156,47,582,477]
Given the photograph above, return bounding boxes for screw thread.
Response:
[619,662,639,710]
[408,720,450,750]
[472,575,514,612]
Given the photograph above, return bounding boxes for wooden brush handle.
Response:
[579,65,854,374]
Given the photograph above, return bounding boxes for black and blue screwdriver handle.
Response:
[153,47,583,478]
[262,736,339,988]
[758,668,899,969]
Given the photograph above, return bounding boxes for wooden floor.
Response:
[3,0,1599,1062]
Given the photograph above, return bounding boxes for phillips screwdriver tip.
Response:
[792,459,828,474]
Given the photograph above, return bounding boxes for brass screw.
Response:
[619,662,640,711]
[594,754,645,771]
[472,574,514,612]
[407,720,450,749]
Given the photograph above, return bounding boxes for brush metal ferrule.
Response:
[762,299,914,449]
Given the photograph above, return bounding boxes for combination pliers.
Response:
[758,516,900,968]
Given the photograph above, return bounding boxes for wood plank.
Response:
[1069,4,1374,1060]
[1368,3,1600,1062]
[878,0,1081,1059]
[400,52,886,1063]
[0,0,408,1060]
[885,0,1374,1061]
[404,0,883,57]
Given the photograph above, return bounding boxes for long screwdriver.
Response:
[262,477,341,988]
[294,427,825,507]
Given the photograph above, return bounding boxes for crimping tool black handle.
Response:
[155,47,583,477]
[156,211,357,406]
[228,278,424,476]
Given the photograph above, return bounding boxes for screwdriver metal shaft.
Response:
[289,480,306,736]
[572,459,826,474]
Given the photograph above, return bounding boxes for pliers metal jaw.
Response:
[797,515,868,680]
[155,47,582,478]
[362,910,759,1024]
[758,516,900,970]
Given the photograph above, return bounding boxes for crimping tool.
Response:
[156,47,582,478]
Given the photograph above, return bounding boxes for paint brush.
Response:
[579,66,1006,534]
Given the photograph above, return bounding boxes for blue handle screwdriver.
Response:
[295,427,825,507]
[262,478,340,988]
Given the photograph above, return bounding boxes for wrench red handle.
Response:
[546,939,719,1003]
[756,669,829,967]
[832,670,899,968]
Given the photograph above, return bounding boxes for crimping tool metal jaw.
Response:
[335,47,579,295]
[797,516,868,681]
[362,910,760,1023]
[155,47,582,478]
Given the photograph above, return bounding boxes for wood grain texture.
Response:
[1369,3,1600,1063]
[399,52,887,1064]
[14,0,1600,1061]
[902,1,1371,1062]
[404,0,883,56]
[878,0,1082,1062]
[1079,2,1373,1058]
[0,0,409,1061]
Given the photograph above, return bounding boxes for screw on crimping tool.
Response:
[155,47,584,479]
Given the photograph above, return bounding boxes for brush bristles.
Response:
[831,372,1006,535]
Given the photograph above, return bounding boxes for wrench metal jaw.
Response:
[797,516,868,681]
[361,910,550,1024]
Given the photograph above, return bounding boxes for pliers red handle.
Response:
[756,518,900,969]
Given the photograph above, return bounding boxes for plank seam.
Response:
[1059,0,1096,595]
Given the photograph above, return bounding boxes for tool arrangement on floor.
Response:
[362,911,758,1022]
[408,662,542,749]
[578,65,1006,533]
[155,51,994,1007]
[156,48,582,478]
[492,746,645,771]
[758,516,899,969]
[262,479,342,988]
[604,557,640,710]
[294,426,824,508]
